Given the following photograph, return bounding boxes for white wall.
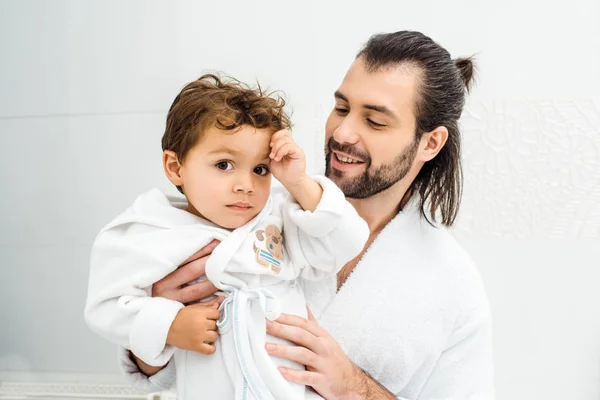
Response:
[0,1,599,399]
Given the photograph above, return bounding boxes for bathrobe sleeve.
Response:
[85,220,218,367]
[408,260,494,400]
[279,175,369,280]
[412,311,494,400]
[118,347,177,392]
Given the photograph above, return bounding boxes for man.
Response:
[123,31,494,399]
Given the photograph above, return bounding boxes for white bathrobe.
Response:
[85,176,369,400]
[118,198,494,400]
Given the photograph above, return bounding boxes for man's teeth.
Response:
[335,153,361,164]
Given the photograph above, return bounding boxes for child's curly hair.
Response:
[162,74,291,162]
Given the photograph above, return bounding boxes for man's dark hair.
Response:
[358,31,475,226]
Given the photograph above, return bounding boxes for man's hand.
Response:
[264,309,389,400]
[166,298,221,354]
[152,239,221,304]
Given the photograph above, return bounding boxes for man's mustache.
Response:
[327,137,370,164]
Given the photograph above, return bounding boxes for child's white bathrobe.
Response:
[118,198,494,399]
[85,176,369,400]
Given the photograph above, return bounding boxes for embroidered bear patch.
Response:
[253,224,284,274]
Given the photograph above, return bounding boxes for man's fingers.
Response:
[195,298,220,313]
[180,240,220,265]
[306,307,317,322]
[153,240,219,295]
[153,259,208,296]
[175,256,210,286]
[265,343,321,369]
[177,281,219,304]
[277,367,324,388]
[276,312,328,337]
[267,319,322,353]
[214,296,226,306]
[201,296,225,308]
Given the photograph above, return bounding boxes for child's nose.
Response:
[233,173,254,193]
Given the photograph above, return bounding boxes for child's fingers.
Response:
[270,137,293,159]
[204,330,219,343]
[270,129,292,145]
[278,142,302,161]
[197,342,217,355]
[206,319,218,331]
[270,134,293,149]
[273,143,296,161]
[190,304,220,320]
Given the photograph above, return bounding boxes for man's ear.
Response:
[162,150,184,187]
[419,126,449,162]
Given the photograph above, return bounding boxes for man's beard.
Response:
[325,136,419,199]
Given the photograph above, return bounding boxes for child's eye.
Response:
[254,165,270,176]
[216,161,233,171]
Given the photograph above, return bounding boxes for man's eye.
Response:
[216,161,233,171]
[367,118,387,128]
[254,166,270,176]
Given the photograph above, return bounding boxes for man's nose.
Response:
[332,114,361,145]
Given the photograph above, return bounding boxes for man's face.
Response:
[325,58,421,199]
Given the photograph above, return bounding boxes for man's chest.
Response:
[318,287,426,394]
[307,260,449,395]
[336,231,381,289]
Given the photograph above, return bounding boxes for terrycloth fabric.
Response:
[302,199,494,399]
[86,176,368,400]
[118,197,494,399]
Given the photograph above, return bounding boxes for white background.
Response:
[1,1,599,399]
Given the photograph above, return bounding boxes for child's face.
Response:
[179,125,273,229]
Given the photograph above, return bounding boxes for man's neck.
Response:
[336,180,412,290]
[348,178,412,235]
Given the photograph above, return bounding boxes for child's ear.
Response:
[163,150,184,187]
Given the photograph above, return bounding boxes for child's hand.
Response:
[269,129,307,190]
[166,299,221,354]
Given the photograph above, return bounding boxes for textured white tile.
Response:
[456,99,600,240]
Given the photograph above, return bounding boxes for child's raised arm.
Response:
[269,129,323,212]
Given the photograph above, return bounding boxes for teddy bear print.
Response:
[253,224,284,274]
